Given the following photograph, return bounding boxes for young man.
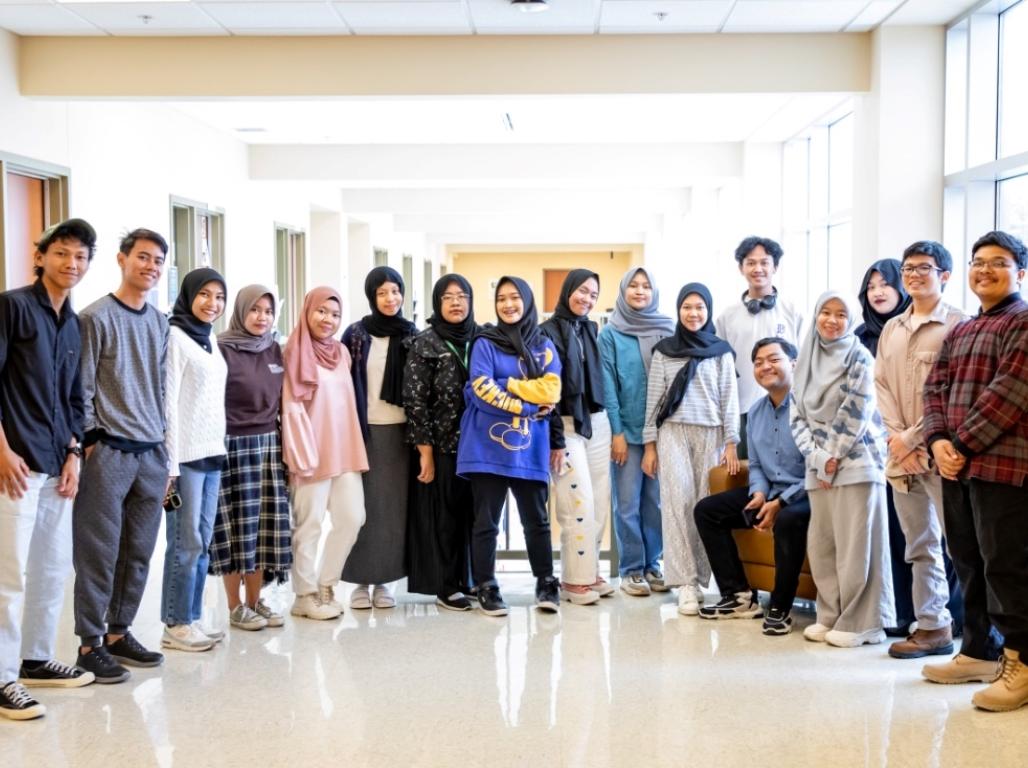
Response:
[72,229,171,684]
[0,220,96,721]
[693,337,810,636]
[715,237,804,458]
[923,230,1028,712]
[875,241,966,660]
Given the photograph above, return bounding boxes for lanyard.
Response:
[444,340,469,370]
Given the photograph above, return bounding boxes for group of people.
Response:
[0,219,1025,723]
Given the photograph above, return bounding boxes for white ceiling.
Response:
[0,0,984,37]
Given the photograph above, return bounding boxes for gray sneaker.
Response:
[620,573,651,596]
[229,604,268,631]
[645,569,670,592]
[254,599,285,627]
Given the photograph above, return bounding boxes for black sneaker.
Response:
[76,646,131,684]
[762,608,794,636]
[106,632,164,667]
[535,576,560,613]
[477,584,509,617]
[0,681,45,721]
[698,590,763,620]
[436,593,473,612]
[18,659,95,688]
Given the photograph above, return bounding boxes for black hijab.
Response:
[540,269,604,438]
[476,276,545,379]
[360,266,417,406]
[169,267,226,354]
[653,283,734,428]
[855,259,911,356]
[427,273,477,351]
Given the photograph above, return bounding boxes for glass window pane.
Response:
[828,221,852,292]
[829,114,853,214]
[1000,1,1028,158]
[809,128,829,222]
[998,173,1028,245]
[782,139,809,228]
[945,21,969,174]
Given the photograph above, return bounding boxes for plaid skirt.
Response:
[208,430,292,583]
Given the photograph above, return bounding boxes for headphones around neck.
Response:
[743,287,778,315]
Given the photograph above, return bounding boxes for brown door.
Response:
[543,268,570,313]
[5,172,46,290]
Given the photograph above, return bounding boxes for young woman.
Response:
[341,267,418,609]
[161,268,228,652]
[457,277,562,616]
[598,267,675,596]
[282,287,368,621]
[540,269,609,606]
[642,283,739,616]
[791,290,894,648]
[208,285,290,631]
[404,274,477,610]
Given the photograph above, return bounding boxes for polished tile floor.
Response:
[5,563,1026,768]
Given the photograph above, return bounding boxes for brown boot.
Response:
[972,649,1028,712]
[889,626,955,659]
[922,653,1000,684]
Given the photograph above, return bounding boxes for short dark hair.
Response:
[34,218,97,278]
[735,236,783,267]
[902,240,953,273]
[119,228,169,257]
[971,230,1028,269]
[751,336,798,362]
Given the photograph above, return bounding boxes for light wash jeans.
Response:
[161,464,221,626]
[610,443,663,577]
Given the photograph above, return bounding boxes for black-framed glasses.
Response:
[899,264,944,276]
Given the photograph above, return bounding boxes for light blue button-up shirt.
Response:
[747,391,807,506]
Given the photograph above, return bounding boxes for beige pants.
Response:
[290,472,365,596]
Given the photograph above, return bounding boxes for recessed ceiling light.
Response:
[511,0,549,13]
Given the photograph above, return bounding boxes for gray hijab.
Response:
[217,284,278,354]
[606,266,675,370]
[794,290,863,427]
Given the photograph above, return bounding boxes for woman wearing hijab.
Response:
[790,291,894,648]
[208,285,290,632]
[641,283,739,617]
[456,277,562,616]
[341,267,418,610]
[403,274,478,610]
[539,270,609,606]
[598,267,676,596]
[282,287,368,621]
[161,268,228,653]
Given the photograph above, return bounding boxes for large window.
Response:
[275,225,306,337]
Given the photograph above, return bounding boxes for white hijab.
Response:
[794,290,863,426]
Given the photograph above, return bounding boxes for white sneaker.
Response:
[290,594,341,621]
[350,585,372,610]
[229,604,268,631]
[318,585,343,612]
[191,621,225,644]
[826,628,887,648]
[161,624,215,652]
[254,599,285,628]
[620,573,651,597]
[803,622,832,643]
[677,585,703,616]
[372,584,396,609]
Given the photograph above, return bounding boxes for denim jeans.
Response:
[610,443,662,577]
[161,464,221,626]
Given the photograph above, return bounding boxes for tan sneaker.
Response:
[972,649,1028,712]
[922,653,1000,684]
[888,627,955,659]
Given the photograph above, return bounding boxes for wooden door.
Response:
[5,172,45,290]
[543,268,570,313]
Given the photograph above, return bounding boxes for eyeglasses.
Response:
[441,293,470,304]
[968,259,1016,272]
[899,264,943,276]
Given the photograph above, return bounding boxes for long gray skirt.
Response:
[341,423,410,584]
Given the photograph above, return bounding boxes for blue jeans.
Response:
[611,443,662,577]
[161,465,221,626]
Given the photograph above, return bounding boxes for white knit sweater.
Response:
[165,326,228,477]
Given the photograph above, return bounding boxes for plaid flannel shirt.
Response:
[923,293,1028,487]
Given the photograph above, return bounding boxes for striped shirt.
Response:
[642,351,739,445]
[923,293,1028,487]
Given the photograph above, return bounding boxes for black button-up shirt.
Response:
[0,279,84,476]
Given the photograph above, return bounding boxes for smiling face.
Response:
[624,270,653,310]
[35,236,91,292]
[752,342,795,392]
[865,271,901,315]
[495,282,525,325]
[969,244,1026,310]
[816,297,849,340]
[308,298,341,340]
[244,295,275,336]
[118,238,165,293]
[678,293,708,332]
[191,280,226,325]
[439,281,470,324]
[568,277,599,317]
[901,254,948,302]
[739,245,777,294]
[375,281,403,317]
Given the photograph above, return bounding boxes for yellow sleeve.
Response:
[471,375,526,415]
[508,371,561,405]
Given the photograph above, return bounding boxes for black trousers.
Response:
[942,477,1028,657]
[468,473,553,586]
[694,486,811,612]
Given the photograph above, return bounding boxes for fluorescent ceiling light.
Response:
[511,0,549,13]
[58,0,190,4]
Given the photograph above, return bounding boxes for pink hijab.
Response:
[283,286,344,402]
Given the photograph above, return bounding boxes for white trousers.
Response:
[552,412,611,586]
[892,473,951,630]
[290,472,366,596]
[0,473,73,682]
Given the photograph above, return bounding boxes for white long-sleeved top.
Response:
[642,350,740,445]
[165,326,228,477]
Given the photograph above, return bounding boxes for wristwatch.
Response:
[66,443,84,458]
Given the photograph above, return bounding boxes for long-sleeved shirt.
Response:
[164,327,227,477]
[923,293,1028,487]
[790,344,886,490]
[79,294,167,452]
[746,392,806,506]
[598,326,648,445]
[402,328,468,454]
[642,351,739,446]
[0,280,83,476]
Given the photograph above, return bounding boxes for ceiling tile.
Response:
[599,0,731,33]
[469,0,597,33]
[64,2,225,31]
[333,1,470,33]
[0,0,57,6]
[845,0,899,31]
[199,2,345,29]
[723,0,867,33]
[885,0,981,25]
[0,4,103,32]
